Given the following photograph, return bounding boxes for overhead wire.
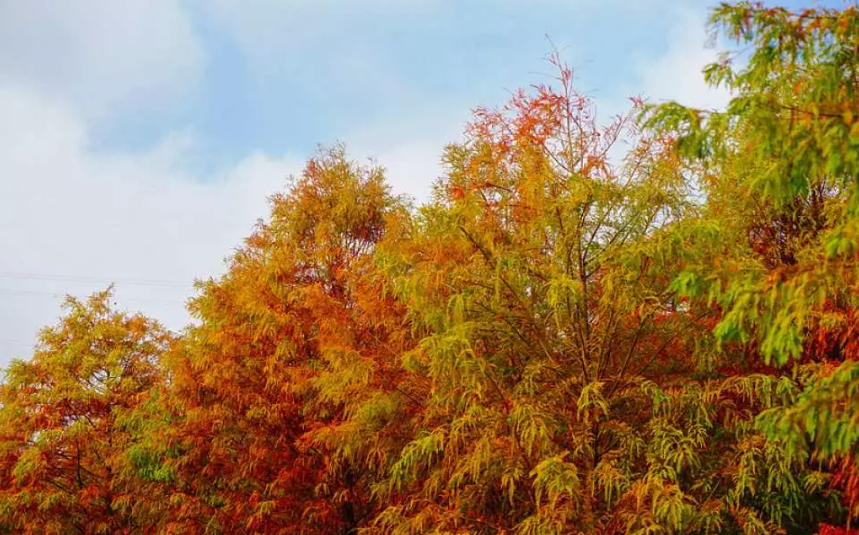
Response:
[0,271,195,288]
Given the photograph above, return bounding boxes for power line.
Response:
[0,338,35,345]
[0,288,187,305]
[0,288,64,298]
[0,272,195,288]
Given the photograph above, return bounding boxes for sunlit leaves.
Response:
[0,289,171,535]
[2,3,858,533]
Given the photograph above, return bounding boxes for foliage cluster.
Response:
[2,3,858,534]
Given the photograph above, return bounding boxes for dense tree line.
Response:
[1,3,857,534]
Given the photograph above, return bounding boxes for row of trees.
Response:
[1,3,857,534]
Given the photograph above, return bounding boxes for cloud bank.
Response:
[0,2,729,366]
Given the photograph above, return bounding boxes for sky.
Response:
[0,0,819,367]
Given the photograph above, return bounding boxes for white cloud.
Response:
[0,77,466,365]
[345,101,470,203]
[372,140,447,203]
[637,9,730,110]
[0,85,301,366]
[0,0,738,368]
[194,0,435,66]
[0,0,204,123]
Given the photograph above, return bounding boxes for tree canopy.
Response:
[1,2,857,534]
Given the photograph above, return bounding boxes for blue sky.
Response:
[0,0,825,365]
[96,1,696,160]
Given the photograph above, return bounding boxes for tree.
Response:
[645,2,859,532]
[143,145,415,534]
[358,54,809,534]
[0,289,171,534]
[3,3,857,534]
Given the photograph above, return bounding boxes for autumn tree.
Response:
[646,2,859,532]
[3,3,857,535]
[337,52,804,534]
[137,145,416,535]
[0,289,171,535]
